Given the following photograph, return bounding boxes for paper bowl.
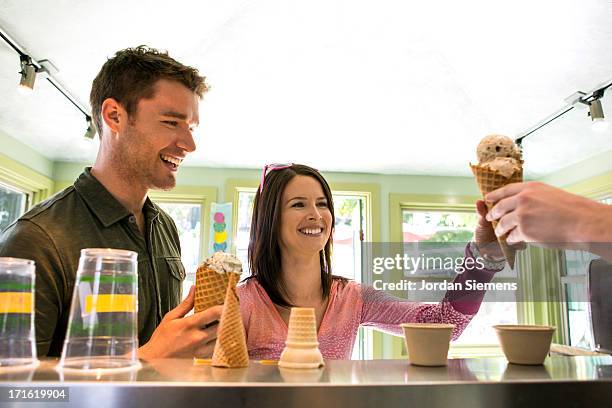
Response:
[494,325,555,365]
[401,323,455,367]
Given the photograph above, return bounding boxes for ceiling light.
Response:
[83,117,96,139]
[2,26,93,141]
[588,99,608,131]
[516,82,611,144]
[18,55,36,92]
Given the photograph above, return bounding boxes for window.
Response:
[401,208,518,345]
[331,195,365,281]
[560,196,612,349]
[332,194,370,360]
[0,155,54,209]
[235,189,256,277]
[149,185,216,300]
[234,192,367,281]
[157,202,203,296]
[234,189,372,359]
[0,182,28,230]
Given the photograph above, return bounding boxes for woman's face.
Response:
[279,175,333,258]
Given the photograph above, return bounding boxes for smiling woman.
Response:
[237,164,506,361]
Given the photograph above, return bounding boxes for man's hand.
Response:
[137,286,223,360]
[485,181,612,251]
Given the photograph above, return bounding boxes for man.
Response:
[486,181,612,263]
[0,46,221,359]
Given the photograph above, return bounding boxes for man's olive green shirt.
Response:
[0,168,186,356]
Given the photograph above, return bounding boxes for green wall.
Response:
[7,122,611,244]
[53,161,481,243]
[540,149,612,188]
[0,129,54,178]
[3,126,611,241]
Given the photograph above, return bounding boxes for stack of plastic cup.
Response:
[57,248,140,373]
[278,307,324,369]
[0,258,38,371]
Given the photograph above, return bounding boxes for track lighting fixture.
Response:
[18,55,37,91]
[83,117,96,139]
[2,25,94,140]
[588,99,608,132]
[516,81,611,145]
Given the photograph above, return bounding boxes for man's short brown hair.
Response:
[90,45,209,134]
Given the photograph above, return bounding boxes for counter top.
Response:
[2,356,612,407]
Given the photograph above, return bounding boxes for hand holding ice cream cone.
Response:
[194,252,249,368]
[137,286,222,360]
[470,134,524,269]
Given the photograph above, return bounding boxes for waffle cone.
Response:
[286,307,318,345]
[279,307,324,369]
[212,273,249,368]
[470,164,523,269]
[195,265,230,313]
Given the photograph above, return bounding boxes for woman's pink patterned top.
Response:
[237,244,499,360]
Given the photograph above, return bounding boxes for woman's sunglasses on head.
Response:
[259,163,294,193]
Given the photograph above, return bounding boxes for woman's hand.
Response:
[473,199,505,260]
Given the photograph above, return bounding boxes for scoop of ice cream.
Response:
[205,252,243,275]
[485,157,521,178]
[476,134,521,163]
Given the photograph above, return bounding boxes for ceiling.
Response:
[0,0,611,178]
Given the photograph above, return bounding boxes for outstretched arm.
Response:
[361,201,504,339]
[486,182,612,262]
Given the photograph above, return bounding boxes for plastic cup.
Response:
[58,249,140,372]
[401,323,455,366]
[0,258,38,370]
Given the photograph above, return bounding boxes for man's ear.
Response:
[101,98,126,134]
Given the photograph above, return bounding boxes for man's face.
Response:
[113,79,200,190]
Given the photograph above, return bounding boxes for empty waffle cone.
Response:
[279,307,324,369]
[285,307,318,344]
[195,264,230,313]
[470,163,523,269]
[212,273,249,368]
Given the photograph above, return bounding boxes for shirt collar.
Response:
[74,167,159,227]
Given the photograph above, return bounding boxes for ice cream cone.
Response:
[212,273,249,368]
[279,307,324,369]
[470,163,523,269]
[194,264,230,313]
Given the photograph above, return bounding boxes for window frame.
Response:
[0,153,54,209]
[148,185,218,273]
[0,180,29,229]
[226,178,380,359]
[558,188,612,349]
[389,193,517,358]
[328,183,380,360]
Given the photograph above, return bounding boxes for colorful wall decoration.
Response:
[209,202,232,255]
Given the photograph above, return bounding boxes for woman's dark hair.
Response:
[248,164,344,307]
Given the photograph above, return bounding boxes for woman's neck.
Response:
[280,251,324,305]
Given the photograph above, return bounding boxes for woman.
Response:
[238,164,505,360]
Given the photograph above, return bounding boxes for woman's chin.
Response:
[289,244,326,256]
